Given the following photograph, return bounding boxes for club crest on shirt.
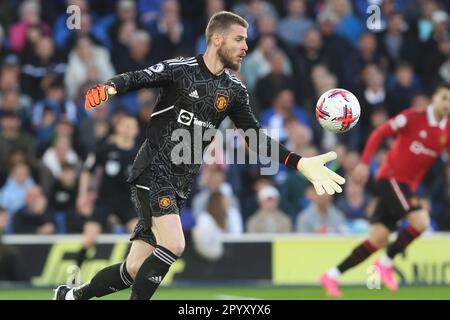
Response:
[215,93,228,112]
[159,197,172,209]
[409,197,419,208]
[440,134,447,146]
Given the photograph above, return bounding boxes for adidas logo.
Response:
[189,90,199,99]
[148,276,162,284]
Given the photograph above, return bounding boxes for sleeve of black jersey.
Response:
[83,147,104,173]
[105,61,173,93]
[228,85,302,170]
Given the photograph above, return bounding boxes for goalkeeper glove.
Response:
[84,84,117,110]
[297,151,345,195]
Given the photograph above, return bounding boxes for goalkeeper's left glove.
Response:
[297,151,345,195]
[84,84,117,110]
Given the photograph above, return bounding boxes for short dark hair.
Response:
[433,82,450,94]
[205,11,248,45]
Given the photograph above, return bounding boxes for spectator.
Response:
[416,0,440,43]
[194,0,226,55]
[53,0,111,51]
[357,64,387,128]
[64,35,115,100]
[191,164,242,232]
[191,191,229,261]
[387,62,423,116]
[419,10,449,91]
[293,28,328,102]
[232,0,278,43]
[108,0,143,46]
[260,89,311,143]
[296,186,347,233]
[277,0,315,48]
[0,89,31,131]
[0,54,33,109]
[322,0,365,49]
[378,12,420,70]
[0,162,35,230]
[8,0,51,54]
[279,123,313,216]
[342,32,385,91]
[21,36,66,100]
[255,49,298,110]
[336,179,371,222]
[110,20,137,72]
[241,34,291,91]
[438,55,450,85]
[117,30,154,76]
[0,111,35,169]
[42,135,80,179]
[77,101,112,157]
[147,0,194,61]
[12,185,55,234]
[32,76,77,153]
[246,185,292,233]
[317,10,352,86]
[48,163,85,233]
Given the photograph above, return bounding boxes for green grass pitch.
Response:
[1,286,450,300]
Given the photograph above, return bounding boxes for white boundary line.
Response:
[3,233,450,245]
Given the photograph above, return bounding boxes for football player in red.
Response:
[320,83,450,297]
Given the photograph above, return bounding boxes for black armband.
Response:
[283,152,302,170]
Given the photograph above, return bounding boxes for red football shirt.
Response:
[361,106,450,191]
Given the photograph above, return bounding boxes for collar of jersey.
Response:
[197,54,225,80]
[427,105,448,129]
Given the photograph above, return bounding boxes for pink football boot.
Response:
[374,260,399,291]
[320,273,343,297]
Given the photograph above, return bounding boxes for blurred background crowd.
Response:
[0,0,450,249]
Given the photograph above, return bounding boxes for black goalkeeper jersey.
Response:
[106,55,300,199]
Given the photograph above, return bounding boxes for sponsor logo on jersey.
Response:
[159,197,172,209]
[177,109,215,128]
[215,93,228,111]
[177,109,194,126]
[440,134,447,146]
[409,140,438,157]
[409,197,420,208]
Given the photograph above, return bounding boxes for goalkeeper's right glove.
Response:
[297,151,345,195]
[84,84,117,110]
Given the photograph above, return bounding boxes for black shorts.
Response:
[90,196,136,228]
[371,179,422,231]
[129,183,186,246]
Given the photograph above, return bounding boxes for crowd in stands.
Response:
[1,0,450,252]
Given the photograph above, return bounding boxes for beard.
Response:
[217,43,240,71]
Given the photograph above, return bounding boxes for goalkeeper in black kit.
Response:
[54,11,345,300]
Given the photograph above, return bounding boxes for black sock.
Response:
[337,240,378,273]
[387,225,422,259]
[75,247,88,267]
[73,262,133,300]
[129,245,178,300]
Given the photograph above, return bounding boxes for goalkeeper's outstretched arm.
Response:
[228,85,345,196]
